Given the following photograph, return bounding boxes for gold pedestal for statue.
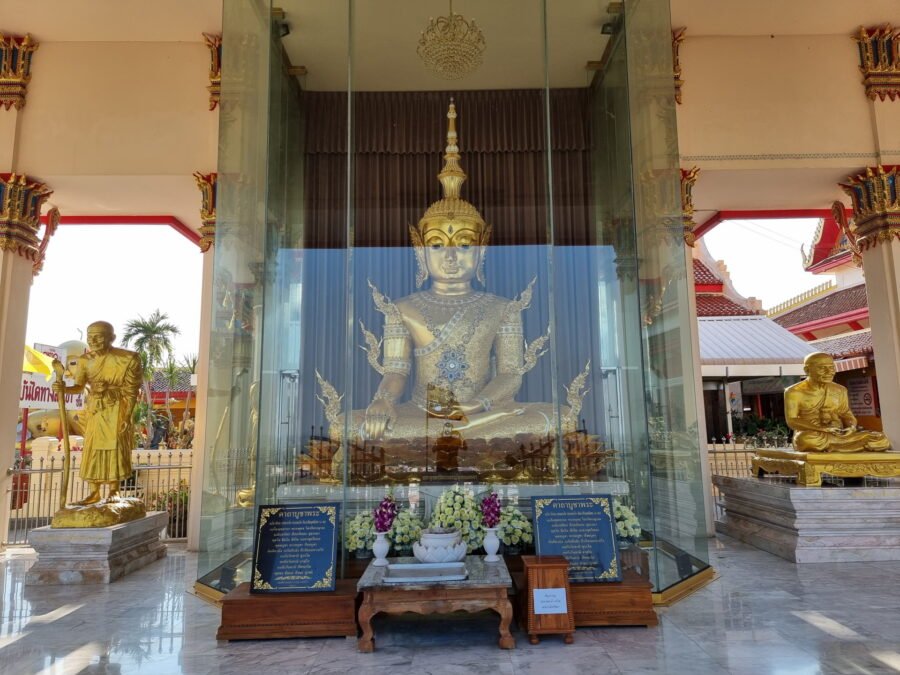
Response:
[752,449,900,487]
[51,498,146,528]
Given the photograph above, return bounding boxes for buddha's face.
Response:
[805,357,836,384]
[86,326,114,353]
[422,220,483,284]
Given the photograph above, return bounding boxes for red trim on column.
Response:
[39,215,201,247]
[755,394,763,417]
[694,208,853,239]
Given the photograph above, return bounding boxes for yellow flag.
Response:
[23,345,56,381]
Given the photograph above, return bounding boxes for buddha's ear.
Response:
[476,246,487,287]
[409,225,428,288]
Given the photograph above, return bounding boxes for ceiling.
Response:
[0,0,222,42]
[670,0,900,36]
[280,0,611,91]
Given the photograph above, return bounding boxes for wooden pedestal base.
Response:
[570,570,658,627]
[217,580,359,640]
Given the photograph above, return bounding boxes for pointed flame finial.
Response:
[438,100,466,199]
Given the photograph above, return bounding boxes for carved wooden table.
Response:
[356,555,515,652]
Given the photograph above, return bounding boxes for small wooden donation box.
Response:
[521,555,575,645]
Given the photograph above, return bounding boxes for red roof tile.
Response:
[696,294,759,317]
[693,259,721,285]
[809,330,873,358]
[773,285,868,328]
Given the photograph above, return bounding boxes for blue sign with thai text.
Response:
[251,503,339,593]
[532,495,621,582]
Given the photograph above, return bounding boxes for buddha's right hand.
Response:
[364,399,395,440]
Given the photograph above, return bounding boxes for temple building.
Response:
[692,240,815,441]
[769,217,884,429]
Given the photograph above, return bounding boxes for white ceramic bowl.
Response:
[419,528,462,547]
[412,540,468,563]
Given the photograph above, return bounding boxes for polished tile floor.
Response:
[2,536,899,675]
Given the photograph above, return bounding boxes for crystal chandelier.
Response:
[417,0,486,80]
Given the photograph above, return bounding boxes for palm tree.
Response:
[159,358,181,428]
[122,310,180,448]
[180,353,199,427]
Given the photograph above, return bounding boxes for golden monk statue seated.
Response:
[751,351,897,487]
[785,352,890,453]
[317,102,587,479]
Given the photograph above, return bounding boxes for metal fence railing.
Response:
[708,434,790,521]
[5,449,192,546]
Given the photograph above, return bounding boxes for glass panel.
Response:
[196,0,273,593]
[256,0,352,569]
[342,0,555,558]
[546,0,654,580]
[200,0,710,595]
[623,0,710,590]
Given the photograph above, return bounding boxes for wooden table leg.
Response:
[357,596,376,652]
[497,598,516,649]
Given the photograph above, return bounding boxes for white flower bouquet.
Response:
[498,504,533,549]
[387,508,423,553]
[429,485,484,552]
[613,500,642,542]
[345,511,376,552]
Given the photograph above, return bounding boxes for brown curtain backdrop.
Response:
[301,88,593,248]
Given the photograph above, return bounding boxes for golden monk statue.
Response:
[319,102,588,479]
[53,321,143,507]
[785,352,890,453]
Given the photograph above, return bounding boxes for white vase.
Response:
[372,531,390,567]
[483,527,500,563]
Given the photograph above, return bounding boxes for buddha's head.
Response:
[86,321,115,353]
[411,101,492,288]
[803,352,836,384]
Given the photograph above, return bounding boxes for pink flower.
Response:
[372,494,398,533]
[481,492,501,528]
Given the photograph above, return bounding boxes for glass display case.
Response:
[197,0,710,598]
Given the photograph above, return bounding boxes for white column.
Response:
[684,244,716,536]
[186,248,215,551]
[0,252,34,547]
[861,238,900,446]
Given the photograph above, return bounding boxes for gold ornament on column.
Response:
[193,172,217,252]
[853,25,900,101]
[32,206,59,276]
[830,201,863,268]
[0,33,38,110]
[681,167,699,247]
[839,165,900,251]
[672,28,686,104]
[203,33,222,111]
[0,173,54,262]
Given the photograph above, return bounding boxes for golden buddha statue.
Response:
[318,102,587,478]
[752,351,898,487]
[785,352,890,453]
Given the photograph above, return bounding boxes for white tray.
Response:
[382,562,468,583]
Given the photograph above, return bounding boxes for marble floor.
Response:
[1,536,899,675]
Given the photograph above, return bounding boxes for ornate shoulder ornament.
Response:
[368,279,402,322]
[503,277,537,320]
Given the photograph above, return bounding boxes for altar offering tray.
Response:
[382,562,468,583]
